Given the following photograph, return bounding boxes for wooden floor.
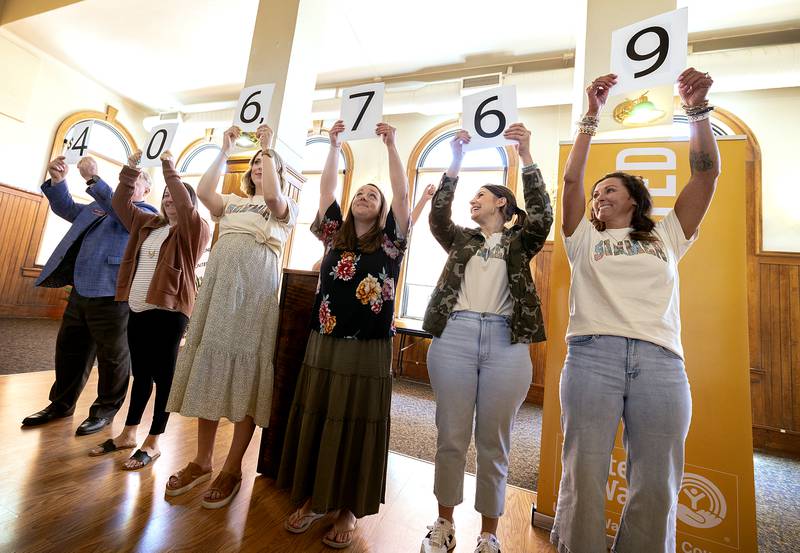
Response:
[0,370,555,553]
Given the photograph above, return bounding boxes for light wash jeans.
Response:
[551,335,692,553]
[427,311,532,517]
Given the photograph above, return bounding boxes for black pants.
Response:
[49,290,130,419]
[124,309,189,435]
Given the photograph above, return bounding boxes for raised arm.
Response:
[673,68,720,239]
[562,74,617,237]
[197,126,238,217]
[41,156,84,222]
[504,123,553,253]
[376,122,410,237]
[319,120,344,218]
[254,124,289,219]
[112,151,156,232]
[80,157,124,225]
[429,131,469,250]
[410,184,435,226]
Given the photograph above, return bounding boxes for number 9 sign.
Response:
[233,83,276,132]
[461,85,518,152]
[610,7,688,95]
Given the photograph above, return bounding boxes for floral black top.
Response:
[310,201,407,340]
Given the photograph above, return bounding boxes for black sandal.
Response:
[122,449,161,470]
[89,438,135,457]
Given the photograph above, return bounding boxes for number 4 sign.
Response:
[233,83,276,132]
[340,83,385,141]
[63,120,94,164]
[140,123,179,168]
[610,7,688,96]
[462,85,518,152]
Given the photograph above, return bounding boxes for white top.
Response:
[129,225,172,313]
[213,194,298,258]
[453,232,514,317]
[563,210,696,357]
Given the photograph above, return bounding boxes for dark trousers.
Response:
[49,290,130,419]
[124,309,188,435]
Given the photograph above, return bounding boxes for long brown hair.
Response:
[589,172,657,242]
[158,181,198,225]
[333,184,388,253]
[482,184,526,226]
[241,149,288,197]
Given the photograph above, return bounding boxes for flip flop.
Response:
[89,438,135,457]
[284,510,325,534]
[122,449,161,470]
[322,520,358,549]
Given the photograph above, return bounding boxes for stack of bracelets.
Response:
[577,114,600,136]
[683,100,715,123]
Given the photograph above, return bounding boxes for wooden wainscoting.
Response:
[0,183,66,319]
[393,242,554,405]
[749,253,800,455]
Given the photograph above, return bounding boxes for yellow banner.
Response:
[535,137,758,553]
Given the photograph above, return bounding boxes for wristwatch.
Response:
[86,175,100,186]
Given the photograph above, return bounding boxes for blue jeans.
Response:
[551,335,692,553]
[427,311,532,517]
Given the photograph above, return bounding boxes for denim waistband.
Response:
[449,310,511,324]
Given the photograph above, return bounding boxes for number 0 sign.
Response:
[340,83,385,141]
[610,7,688,96]
[233,83,276,132]
[63,120,94,164]
[462,85,518,152]
[140,123,179,168]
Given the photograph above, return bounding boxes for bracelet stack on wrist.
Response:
[682,101,715,123]
[577,114,600,136]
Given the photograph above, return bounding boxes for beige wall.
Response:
[0,30,151,192]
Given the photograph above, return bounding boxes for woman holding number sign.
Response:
[551,68,719,553]
[88,150,210,469]
[165,124,298,509]
[277,120,409,549]
[420,124,553,553]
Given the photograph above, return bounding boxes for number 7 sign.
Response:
[339,83,385,141]
[610,7,688,96]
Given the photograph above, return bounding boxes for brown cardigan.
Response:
[113,159,211,317]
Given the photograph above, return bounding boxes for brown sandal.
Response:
[201,471,242,509]
[165,462,212,497]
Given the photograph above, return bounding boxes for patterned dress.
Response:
[277,200,407,518]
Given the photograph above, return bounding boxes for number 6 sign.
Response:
[610,7,688,96]
[233,83,275,132]
[339,83,385,141]
[462,85,518,152]
[140,123,179,168]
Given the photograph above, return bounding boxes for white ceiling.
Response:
[5,0,800,113]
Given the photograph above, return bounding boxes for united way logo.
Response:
[677,473,727,529]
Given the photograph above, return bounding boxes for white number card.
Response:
[63,120,94,164]
[339,82,385,141]
[140,123,179,168]
[610,7,688,95]
[461,85,518,151]
[233,83,275,132]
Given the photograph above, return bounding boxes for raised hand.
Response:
[376,122,397,147]
[678,68,713,108]
[160,149,174,163]
[77,156,98,180]
[586,74,618,115]
[47,156,68,183]
[503,123,531,159]
[256,124,274,152]
[450,130,471,160]
[329,120,345,149]
[222,126,241,155]
[421,183,436,201]
[127,150,142,169]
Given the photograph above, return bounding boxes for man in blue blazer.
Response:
[22,155,158,435]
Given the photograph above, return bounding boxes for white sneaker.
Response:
[474,533,501,553]
[420,517,456,553]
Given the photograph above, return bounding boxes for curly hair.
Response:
[589,172,657,242]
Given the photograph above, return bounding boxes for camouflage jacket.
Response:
[422,166,554,344]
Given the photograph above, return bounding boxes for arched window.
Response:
[286,135,353,270]
[400,122,517,320]
[35,111,136,266]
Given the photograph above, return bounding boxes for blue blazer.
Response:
[35,177,158,297]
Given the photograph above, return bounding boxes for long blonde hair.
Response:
[241,149,289,197]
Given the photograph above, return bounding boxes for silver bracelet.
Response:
[522,162,539,173]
